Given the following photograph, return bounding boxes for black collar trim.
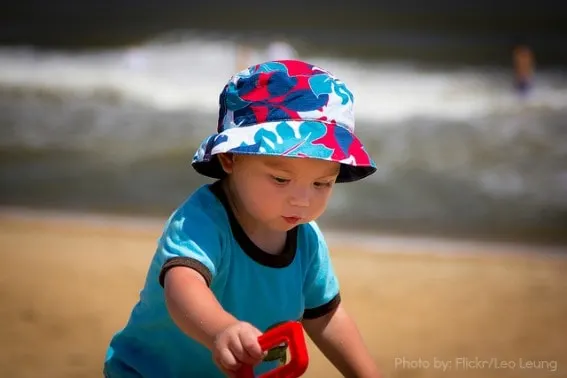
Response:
[209,181,297,268]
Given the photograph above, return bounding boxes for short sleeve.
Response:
[157,205,224,287]
[302,223,341,319]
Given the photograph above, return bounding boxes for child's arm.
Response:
[302,303,381,378]
[164,266,237,349]
[157,207,265,374]
[164,266,265,372]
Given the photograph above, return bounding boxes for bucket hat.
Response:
[192,60,376,183]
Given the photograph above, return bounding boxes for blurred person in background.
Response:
[512,43,535,97]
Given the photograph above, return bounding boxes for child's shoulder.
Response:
[164,184,229,234]
[297,220,328,249]
[299,220,323,237]
[296,221,334,267]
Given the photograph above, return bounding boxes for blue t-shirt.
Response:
[104,181,341,378]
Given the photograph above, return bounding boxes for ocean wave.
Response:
[1,36,566,124]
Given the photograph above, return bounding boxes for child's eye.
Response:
[314,181,332,188]
[272,176,290,184]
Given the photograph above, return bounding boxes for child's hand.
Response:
[212,321,265,376]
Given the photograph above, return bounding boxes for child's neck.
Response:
[222,181,287,255]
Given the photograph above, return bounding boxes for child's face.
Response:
[219,154,340,231]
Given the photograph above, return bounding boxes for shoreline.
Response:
[2,205,565,258]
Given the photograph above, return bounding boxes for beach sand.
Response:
[0,211,566,378]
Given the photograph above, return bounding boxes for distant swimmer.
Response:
[512,44,535,96]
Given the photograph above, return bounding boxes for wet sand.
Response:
[0,211,566,378]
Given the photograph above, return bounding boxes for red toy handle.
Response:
[235,321,309,378]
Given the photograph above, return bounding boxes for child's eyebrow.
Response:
[318,172,340,179]
[262,160,293,172]
[262,159,340,177]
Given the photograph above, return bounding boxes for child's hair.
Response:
[191,60,376,183]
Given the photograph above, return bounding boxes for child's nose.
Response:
[288,188,310,207]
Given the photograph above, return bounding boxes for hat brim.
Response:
[192,120,376,183]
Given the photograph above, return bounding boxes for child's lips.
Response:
[282,216,301,224]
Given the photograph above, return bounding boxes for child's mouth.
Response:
[282,216,301,224]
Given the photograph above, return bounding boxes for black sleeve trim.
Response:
[159,257,213,287]
[302,293,341,319]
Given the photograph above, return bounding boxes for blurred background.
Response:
[1,2,567,378]
[1,0,567,244]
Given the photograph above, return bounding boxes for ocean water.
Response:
[1,33,566,244]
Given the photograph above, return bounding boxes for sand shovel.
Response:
[236,321,308,378]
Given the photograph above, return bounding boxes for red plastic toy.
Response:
[235,321,309,378]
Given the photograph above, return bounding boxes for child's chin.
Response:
[283,223,300,231]
[279,219,307,231]
[269,224,293,232]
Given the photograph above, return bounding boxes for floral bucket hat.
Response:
[192,59,376,183]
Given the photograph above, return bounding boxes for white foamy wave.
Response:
[1,35,567,124]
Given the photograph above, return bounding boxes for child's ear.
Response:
[217,153,235,174]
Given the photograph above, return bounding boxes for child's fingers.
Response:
[239,330,264,361]
[227,335,257,365]
[217,347,242,371]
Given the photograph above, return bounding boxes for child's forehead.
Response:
[241,155,339,175]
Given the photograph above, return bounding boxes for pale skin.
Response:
[164,154,381,377]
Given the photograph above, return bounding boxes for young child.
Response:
[104,60,380,378]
